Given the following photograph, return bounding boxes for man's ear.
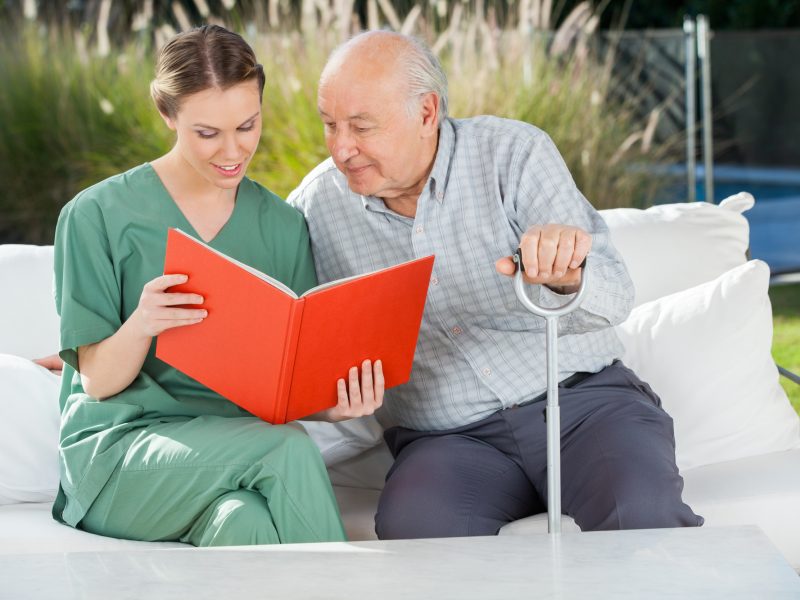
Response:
[419,92,440,136]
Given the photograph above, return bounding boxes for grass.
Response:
[770,284,800,416]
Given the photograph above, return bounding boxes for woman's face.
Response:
[164,80,262,191]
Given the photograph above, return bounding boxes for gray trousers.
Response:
[375,361,703,539]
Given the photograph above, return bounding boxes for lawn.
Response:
[770,283,800,416]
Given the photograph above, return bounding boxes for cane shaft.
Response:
[546,315,561,534]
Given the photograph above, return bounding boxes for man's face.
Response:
[164,80,262,191]
[318,65,436,201]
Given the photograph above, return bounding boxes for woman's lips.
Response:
[213,162,243,177]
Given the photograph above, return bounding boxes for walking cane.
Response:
[512,249,589,534]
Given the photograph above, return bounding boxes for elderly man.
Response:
[289,31,702,539]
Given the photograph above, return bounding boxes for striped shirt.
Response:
[289,116,634,431]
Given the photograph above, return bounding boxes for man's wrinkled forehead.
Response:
[321,32,404,80]
[320,35,409,99]
[318,64,406,120]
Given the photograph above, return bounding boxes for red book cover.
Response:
[155,228,434,423]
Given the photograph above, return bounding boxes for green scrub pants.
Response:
[79,416,346,546]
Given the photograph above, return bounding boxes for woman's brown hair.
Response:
[150,25,265,118]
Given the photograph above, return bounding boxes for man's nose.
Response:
[332,130,357,162]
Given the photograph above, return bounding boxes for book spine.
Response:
[274,298,305,424]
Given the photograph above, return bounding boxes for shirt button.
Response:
[451,326,463,336]
[482,367,492,377]
[416,225,424,234]
[436,191,444,200]
[431,276,439,285]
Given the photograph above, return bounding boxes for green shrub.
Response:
[0,4,676,243]
[0,24,171,242]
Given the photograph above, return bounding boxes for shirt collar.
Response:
[427,117,455,203]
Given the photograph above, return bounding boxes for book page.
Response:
[302,255,436,297]
[172,229,298,299]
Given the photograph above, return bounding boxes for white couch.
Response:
[2,194,800,569]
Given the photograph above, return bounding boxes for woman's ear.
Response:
[160,111,177,131]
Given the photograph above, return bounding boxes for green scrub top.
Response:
[53,163,317,527]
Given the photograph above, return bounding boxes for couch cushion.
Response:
[333,486,382,541]
[0,503,186,554]
[599,193,752,307]
[680,449,800,570]
[0,354,60,505]
[0,245,60,359]
[328,443,393,490]
[616,260,800,470]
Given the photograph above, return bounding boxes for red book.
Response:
[155,228,434,424]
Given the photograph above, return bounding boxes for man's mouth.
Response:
[347,164,371,175]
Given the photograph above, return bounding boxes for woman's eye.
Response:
[238,125,255,132]
[197,130,217,139]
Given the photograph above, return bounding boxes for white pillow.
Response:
[616,260,800,471]
[600,193,753,307]
[0,245,60,359]
[0,354,61,504]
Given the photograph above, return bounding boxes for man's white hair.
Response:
[323,30,449,124]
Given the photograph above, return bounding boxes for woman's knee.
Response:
[193,489,279,546]
[272,426,327,466]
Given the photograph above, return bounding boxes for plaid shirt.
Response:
[289,116,633,431]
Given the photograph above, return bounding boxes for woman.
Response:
[52,24,383,546]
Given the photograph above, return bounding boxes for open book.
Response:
[155,228,435,423]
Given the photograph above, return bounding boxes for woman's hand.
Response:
[312,359,385,423]
[32,354,63,375]
[77,273,205,399]
[129,274,207,338]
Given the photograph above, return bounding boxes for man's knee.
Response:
[374,448,533,539]
[576,474,703,531]
[375,486,473,540]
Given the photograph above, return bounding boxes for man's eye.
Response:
[354,127,370,134]
[324,123,336,132]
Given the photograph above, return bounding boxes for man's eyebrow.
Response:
[192,111,260,129]
[317,111,374,122]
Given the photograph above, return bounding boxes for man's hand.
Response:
[311,359,385,422]
[496,224,591,294]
